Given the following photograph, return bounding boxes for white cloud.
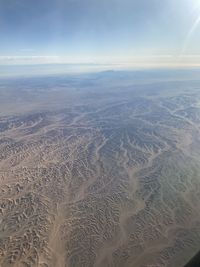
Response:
[0,55,62,65]
[1,54,200,68]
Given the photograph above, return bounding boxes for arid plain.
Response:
[0,70,200,267]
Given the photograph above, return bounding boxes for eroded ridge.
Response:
[0,75,200,267]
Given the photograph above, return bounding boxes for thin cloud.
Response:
[1,54,200,68]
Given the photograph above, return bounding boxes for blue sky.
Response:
[1,0,200,66]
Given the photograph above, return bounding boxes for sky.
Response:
[1,0,200,67]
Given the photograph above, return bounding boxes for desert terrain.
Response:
[0,70,200,267]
